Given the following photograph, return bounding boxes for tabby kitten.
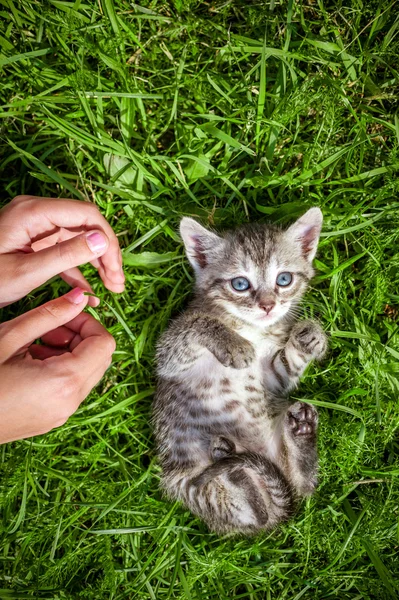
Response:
[154,208,327,535]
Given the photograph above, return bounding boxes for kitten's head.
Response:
[180,208,322,328]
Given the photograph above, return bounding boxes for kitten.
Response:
[154,208,327,535]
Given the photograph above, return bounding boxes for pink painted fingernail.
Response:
[86,231,107,254]
[66,287,85,304]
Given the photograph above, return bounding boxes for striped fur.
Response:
[154,209,327,535]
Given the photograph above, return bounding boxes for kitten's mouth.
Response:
[257,312,275,320]
[257,313,278,325]
[256,309,287,325]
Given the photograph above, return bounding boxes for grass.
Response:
[0,0,399,597]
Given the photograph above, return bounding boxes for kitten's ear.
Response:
[180,217,223,272]
[286,207,323,262]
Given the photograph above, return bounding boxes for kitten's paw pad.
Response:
[290,320,327,359]
[210,436,235,461]
[215,340,255,369]
[287,402,318,437]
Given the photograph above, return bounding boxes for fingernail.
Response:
[86,231,107,254]
[66,287,85,304]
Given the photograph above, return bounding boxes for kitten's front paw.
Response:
[214,338,255,369]
[290,320,327,360]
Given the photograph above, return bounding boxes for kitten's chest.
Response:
[187,333,280,383]
[236,324,285,364]
[186,325,285,387]
[186,328,283,406]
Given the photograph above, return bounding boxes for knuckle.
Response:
[27,198,53,222]
[59,381,78,401]
[54,377,82,409]
[10,194,34,206]
[56,238,84,265]
[9,195,38,216]
[36,302,65,321]
[1,196,32,222]
[83,202,102,222]
[87,202,101,215]
[57,365,81,390]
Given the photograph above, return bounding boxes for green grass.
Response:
[1,0,399,598]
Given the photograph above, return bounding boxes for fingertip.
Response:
[105,268,125,287]
[116,268,125,283]
[88,296,101,308]
[65,287,87,305]
[104,268,125,285]
[105,281,125,293]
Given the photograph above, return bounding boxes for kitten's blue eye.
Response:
[276,272,292,287]
[231,277,250,292]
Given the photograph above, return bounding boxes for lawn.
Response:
[1,0,399,598]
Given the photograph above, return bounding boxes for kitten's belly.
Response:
[183,348,284,464]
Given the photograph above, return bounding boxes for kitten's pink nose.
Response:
[259,301,276,315]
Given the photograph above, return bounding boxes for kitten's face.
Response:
[180,208,322,329]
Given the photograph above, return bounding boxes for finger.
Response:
[5,196,125,291]
[32,232,103,273]
[31,227,85,250]
[65,313,116,372]
[78,362,112,399]
[50,313,115,393]
[58,311,109,336]
[19,229,109,290]
[33,230,101,304]
[60,267,100,307]
[69,334,82,351]
[29,345,69,359]
[0,288,88,359]
[97,259,125,293]
[62,252,124,294]
[91,258,101,269]
[41,326,76,347]
[71,335,115,378]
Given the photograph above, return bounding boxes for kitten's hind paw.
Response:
[210,436,236,461]
[214,338,255,369]
[290,320,327,360]
[287,402,318,437]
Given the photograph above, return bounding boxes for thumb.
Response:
[21,230,109,289]
[0,288,89,359]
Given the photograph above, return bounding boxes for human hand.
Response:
[0,287,116,443]
[0,195,125,308]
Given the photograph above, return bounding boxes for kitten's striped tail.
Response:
[179,453,294,534]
